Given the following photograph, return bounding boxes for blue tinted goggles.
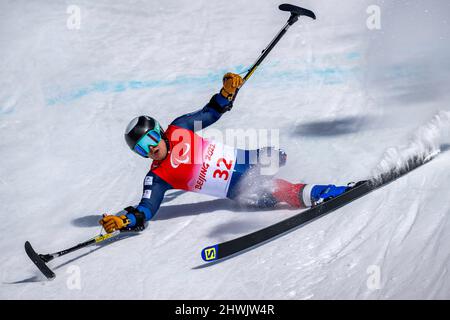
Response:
[134,128,162,157]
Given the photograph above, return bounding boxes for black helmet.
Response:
[124,116,163,157]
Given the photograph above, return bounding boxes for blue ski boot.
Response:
[309,184,351,206]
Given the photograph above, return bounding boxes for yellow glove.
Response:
[220,72,243,100]
[99,214,130,233]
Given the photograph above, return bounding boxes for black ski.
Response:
[201,151,439,263]
[25,241,56,280]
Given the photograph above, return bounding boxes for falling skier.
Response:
[99,73,352,233]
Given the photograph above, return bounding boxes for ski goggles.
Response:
[134,128,162,157]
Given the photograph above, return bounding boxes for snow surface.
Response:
[1,0,449,299]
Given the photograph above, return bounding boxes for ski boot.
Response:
[309,181,366,206]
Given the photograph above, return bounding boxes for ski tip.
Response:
[201,245,219,262]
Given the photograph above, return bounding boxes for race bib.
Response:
[192,141,237,198]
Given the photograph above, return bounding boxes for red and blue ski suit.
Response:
[125,93,344,228]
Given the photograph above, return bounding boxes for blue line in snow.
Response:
[346,52,361,60]
[45,60,360,106]
[46,73,226,106]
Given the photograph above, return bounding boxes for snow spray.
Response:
[371,110,450,182]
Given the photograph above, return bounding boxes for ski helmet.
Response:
[125,115,163,158]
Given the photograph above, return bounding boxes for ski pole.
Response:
[229,3,316,108]
[25,230,124,279]
[40,230,121,263]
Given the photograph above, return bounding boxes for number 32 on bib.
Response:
[193,142,237,198]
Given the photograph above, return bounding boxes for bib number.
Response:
[193,142,236,198]
[213,158,233,180]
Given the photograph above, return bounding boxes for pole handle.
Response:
[279,4,316,21]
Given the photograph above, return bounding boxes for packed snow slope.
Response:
[1,0,449,299]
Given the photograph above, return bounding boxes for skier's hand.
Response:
[99,214,130,233]
[220,72,243,100]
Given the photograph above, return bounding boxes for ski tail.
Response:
[24,241,56,280]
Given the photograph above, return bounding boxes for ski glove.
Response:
[99,214,130,233]
[220,72,243,100]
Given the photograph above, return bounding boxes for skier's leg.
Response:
[271,179,307,208]
[228,149,280,208]
[231,147,353,208]
[271,179,351,208]
[228,170,279,208]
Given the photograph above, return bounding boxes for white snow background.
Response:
[0,0,449,299]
